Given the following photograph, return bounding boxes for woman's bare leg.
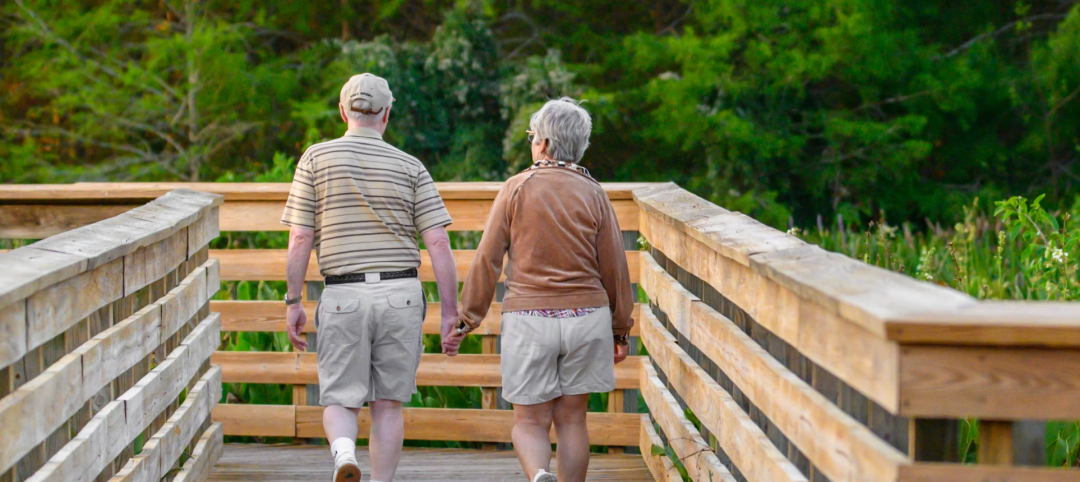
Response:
[512,401,555,480]
[552,394,590,482]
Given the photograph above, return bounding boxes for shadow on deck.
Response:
[206,444,654,482]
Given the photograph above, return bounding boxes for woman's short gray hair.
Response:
[529,97,592,162]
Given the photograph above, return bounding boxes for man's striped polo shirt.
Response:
[280,127,453,276]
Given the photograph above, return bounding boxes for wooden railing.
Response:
[0,182,651,450]
[0,189,223,482]
[633,183,1080,481]
[6,181,1079,482]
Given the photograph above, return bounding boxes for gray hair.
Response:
[529,97,592,162]
[345,99,389,125]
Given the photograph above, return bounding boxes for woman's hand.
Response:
[286,304,308,351]
[441,315,465,356]
[614,343,629,364]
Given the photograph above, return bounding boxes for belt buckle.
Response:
[365,272,381,283]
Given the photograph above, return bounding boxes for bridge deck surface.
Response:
[207,444,654,481]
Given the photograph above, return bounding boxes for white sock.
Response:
[533,469,553,482]
[330,437,357,465]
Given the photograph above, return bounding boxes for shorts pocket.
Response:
[318,299,363,345]
[388,292,423,310]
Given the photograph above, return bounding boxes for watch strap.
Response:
[284,296,303,306]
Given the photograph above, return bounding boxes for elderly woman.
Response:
[448,98,634,482]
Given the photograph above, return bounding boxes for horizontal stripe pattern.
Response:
[281,128,452,276]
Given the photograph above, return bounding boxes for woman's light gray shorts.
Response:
[500,307,616,405]
[314,278,426,408]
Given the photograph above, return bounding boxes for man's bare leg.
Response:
[324,405,362,480]
[512,401,555,480]
[553,394,590,482]
[369,399,405,481]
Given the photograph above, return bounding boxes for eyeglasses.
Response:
[526,130,536,143]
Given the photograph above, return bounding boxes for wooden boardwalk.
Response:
[206,444,655,482]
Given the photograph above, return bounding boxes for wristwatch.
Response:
[613,333,630,346]
[285,296,303,306]
[456,320,472,335]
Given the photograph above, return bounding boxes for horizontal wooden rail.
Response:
[638,303,806,482]
[640,362,735,482]
[211,351,643,389]
[211,249,641,283]
[213,300,642,337]
[0,182,656,237]
[211,404,641,446]
[171,423,224,482]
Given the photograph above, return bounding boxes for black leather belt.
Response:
[325,268,418,285]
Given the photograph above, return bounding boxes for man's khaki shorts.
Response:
[500,307,616,405]
[315,277,426,407]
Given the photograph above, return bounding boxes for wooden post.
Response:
[1013,421,1046,466]
[608,389,626,454]
[978,420,1013,465]
[481,334,498,450]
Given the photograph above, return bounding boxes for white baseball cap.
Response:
[340,73,395,114]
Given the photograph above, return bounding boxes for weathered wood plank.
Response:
[75,304,162,401]
[212,249,641,283]
[211,351,642,389]
[0,205,132,239]
[688,303,907,482]
[0,182,655,201]
[108,367,221,482]
[123,228,187,296]
[0,300,27,371]
[899,345,1080,419]
[293,406,640,446]
[187,207,219,257]
[898,463,1080,482]
[160,267,209,339]
[640,309,807,482]
[640,362,736,482]
[171,423,223,482]
[0,353,84,475]
[117,313,219,443]
[211,404,295,438]
[641,217,901,411]
[639,253,698,339]
[26,258,123,351]
[886,302,1080,346]
[213,300,641,337]
[639,415,684,482]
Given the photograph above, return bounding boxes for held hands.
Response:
[441,313,465,356]
[286,304,308,351]
[614,343,629,365]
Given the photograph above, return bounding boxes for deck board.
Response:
[207,444,655,481]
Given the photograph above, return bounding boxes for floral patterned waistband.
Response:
[508,307,601,318]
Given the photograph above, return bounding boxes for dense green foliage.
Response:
[4,0,1080,228]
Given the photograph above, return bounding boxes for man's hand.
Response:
[441,315,465,356]
[614,343,629,365]
[287,304,308,351]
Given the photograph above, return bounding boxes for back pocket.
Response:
[318,299,363,345]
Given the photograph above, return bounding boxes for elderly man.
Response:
[281,73,461,482]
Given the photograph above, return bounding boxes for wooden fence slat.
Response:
[211,351,643,389]
[640,309,807,482]
[0,353,84,474]
[108,367,221,482]
[211,404,295,438]
[641,216,902,412]
[640,362,736,482]
[639,415,683,482]
[213,300,641,337]
[687,302,907,482]
[900,345,1080,419]
[211,249,641,283]
[898,463,1080,482]
[0,300,27,372]
[639,254,697,340]
[26,258,124,351]
[171,423,224,482]
[294,406,640,445]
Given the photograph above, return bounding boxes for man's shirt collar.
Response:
[345,127,383,140]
